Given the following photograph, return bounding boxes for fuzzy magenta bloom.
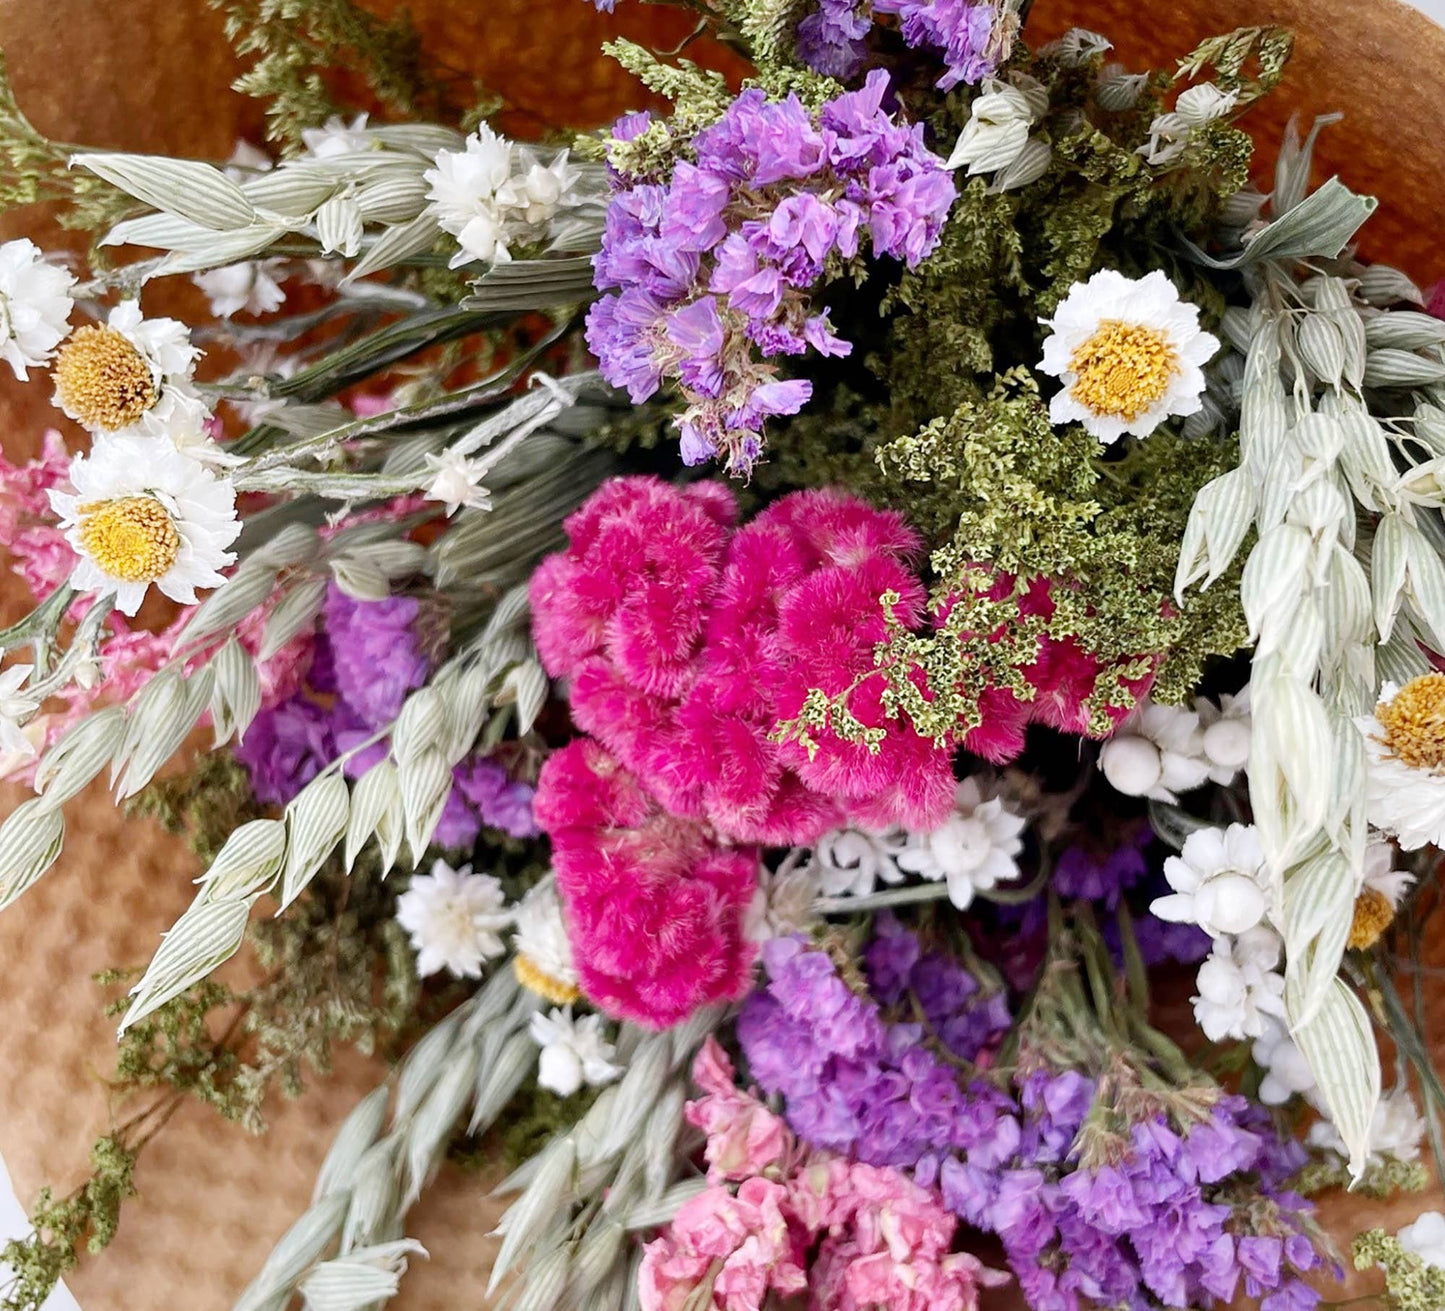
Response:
[537,739,759,1028]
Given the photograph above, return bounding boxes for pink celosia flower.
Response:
[638,1176,808,1311]
[536,739,759,1028]
[688,1039,799,1183]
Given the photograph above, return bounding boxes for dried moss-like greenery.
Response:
[1354,1229,1445,1311]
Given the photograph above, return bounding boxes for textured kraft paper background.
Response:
[0,1,1441,1307]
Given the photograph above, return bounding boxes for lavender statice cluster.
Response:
[585,71,955,473]
[236,583,538,844]
[798,0,1011,90]
[734,922,1009,1172]
[736,927,1333,1311]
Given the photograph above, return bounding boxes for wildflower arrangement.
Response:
[0,2,1443,1308]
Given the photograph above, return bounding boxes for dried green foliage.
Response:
[1354,1229,1445,1311]
[1173,26,1294,105]
[208,0,428,149]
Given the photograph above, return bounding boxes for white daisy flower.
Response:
[1099,699,1212,802]
[1399,1212,1445,1270]
[48,434,240,616]
[301,112,373,159]
[1252,1017,1316,1106]
[529,1008,623,1098]
[423,447,492,517]
[1038,269,1220,442]
[1152,823,1271,938]
[0,238,74,380]
[511,877,579,1005]
[0,663,38,762]
[52,301,206,440]
[1139,83,1239,166]
[895,776,1026,910]
[1191,925,1286,1042]
[1195,686,1251,783]
[425,125,579,269]
[1347,840,1414,952]
[395,858,510,979]
[193,261,287,319]
[1356,675,1445,850]
[809,825,906,898]
[1308,1087,1425,1169]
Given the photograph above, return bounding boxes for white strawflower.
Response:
[1356,675,1445,849]
[1347,839,1415,951]
[193,261,286,318]
[0,664,38,762]
[425,125,579,269]
[1152,823,1270,938]
[809,825,906,898]
[746,852,819,942]
[1308,1087,1425,1169]
[395,858,510,979]
[529,1008,623,1098]
[895,776,1026,910]
[1252,1017,1316,1105]
[1038,269,1220,442]
[0,238,74,380]
[423,447,492,517]
[1099,699,1211,802]
[52,301,207,440]
[301,112,372,159]
[48,434,240,616]
[1140,83,1239,166]
[511,877,579,1005]
[1191,925,1286,1042]
[1195,686,1251,783]
[1399,1212,1445,1270]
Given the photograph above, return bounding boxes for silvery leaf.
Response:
[1239,526,1311,642]
[32,705,127,810]
[1295,314,1345,388]
[260,577,328,661]
[1283,847,1354,1019]
[1190,177,1376,269]
[992,137,1051,192]
[114,665,214,800]
[1362,349,1445,389]
[341,1138,402,1252]
[395,1011,464,1123]
[73,152,256,228]
[1364,311,1445,352]
[399,750,452,862]
[242,167,340,219]
[198,818,286,902]
[297,1239,425,1311]
[470,1031,537,1135]
[178,564,278,644]
[344,759,402,875]
[154,224,287,275]
[404,1044,482,1205]
[512,1245,571,1311]
[345,212,441,282]
[233,1192,349,1311]
[329,553,392,602]
[1402,519,1445,650]
[103,212,218,250]
[121,897,253,1031]
[461,256,599,312]
[623,1179,710,1231]
[642,1082,686,1198]
[488,1137,577,1295]
[250,523,322,570]
[569,1220,623,1298]
[599,1038,671,1162]
[313,1086,392,1203]
[355,176,430,225]
[316,194,364,257]
[212,637,262,746]
[0,800,64,912]
[1287,977,1380,1179]
[391,689,447,766]
[280,770,351,910]
[502,660,548,737]
[365,125,467,156]
[1371,512,1411,641]
[1356,264,1425,308]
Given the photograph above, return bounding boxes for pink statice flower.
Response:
[0,430,76,598]
[535,738,760,1028]
[688,1038,800,1183]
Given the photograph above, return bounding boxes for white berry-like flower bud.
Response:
[1192,873,1267,937]
[1202,717,1251,771]
[1099,735,1162,796]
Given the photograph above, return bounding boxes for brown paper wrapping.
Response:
[0,1,1441,1305]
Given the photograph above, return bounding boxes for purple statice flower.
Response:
[1053,819,1151,905]
[796,0,871,79]
[323,583,433,728]
[872,0,1008,90]
[454,756,540,839]
[586,69,954,474]
[235,696,341,806]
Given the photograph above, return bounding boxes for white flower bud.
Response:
[1099,735,1162,796]
[538,1043,584,1098]
[1202,717,1251,771]
[1192,873,1266,936]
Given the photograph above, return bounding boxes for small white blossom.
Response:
[1191,925,1286,1042]
[511,877,579,1002]
[1038,269,1219,443]
[0,238,74,380]
[1357,677,1445,850]
[1195,686,1251,783]
[193,260,286,318]
[1399,1212,1445,1270]
[423,447,492,517]
[0,664,38,762]
[1361,839,1414,908]
[895,777,1026,910]
[1252,1017,1316,1105]
[1100,699,1212,802]
[301,112,372,159]
[746,852,820,941]
[223,139,273,178]
[1140,83,1239,166]
[425,125,580,268]
[1152,823,1271,938]
[1308,1087,1425,1169]
[395,859,510,979]
[529,1008,623,1097]
[808,826,905,898]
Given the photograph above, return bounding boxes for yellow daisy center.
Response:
[77,495,180,583]
[1376,673,1445,770]
[1068,319,1179,421]
[53,325,157,431]
[1347,886,1395,950]
[514,952,580,1005]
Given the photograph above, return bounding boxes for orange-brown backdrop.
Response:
[0,1,1441,1307]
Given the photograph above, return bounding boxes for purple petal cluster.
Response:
[586,70,955,474]
[871,0,1006,90]
[323,584,432,728]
